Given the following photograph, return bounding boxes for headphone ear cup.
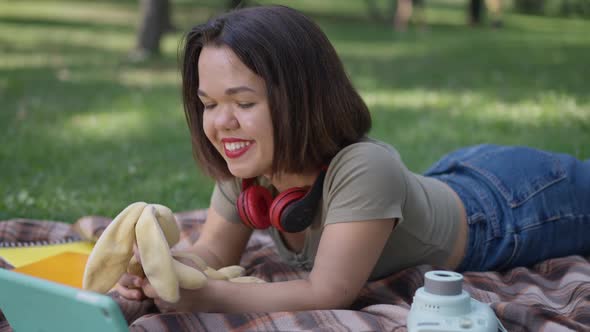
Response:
[237,186,273,229]
[269,187,307,232]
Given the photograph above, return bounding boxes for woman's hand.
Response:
[141,278,220,313]
[140,249,220,313]
[114,273,146,301]
[113,244,146,301]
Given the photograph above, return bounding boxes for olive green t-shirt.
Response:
[210,138,463,279]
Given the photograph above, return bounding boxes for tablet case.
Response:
[0,268,128,332]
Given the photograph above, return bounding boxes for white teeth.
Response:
[224,141,251,151]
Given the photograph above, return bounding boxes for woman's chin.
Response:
[227,165,256,179]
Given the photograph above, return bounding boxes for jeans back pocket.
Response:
[460,147,567,208]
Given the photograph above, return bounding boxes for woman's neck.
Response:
[265,171,320,192]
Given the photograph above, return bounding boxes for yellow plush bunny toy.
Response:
[83,202,264,303]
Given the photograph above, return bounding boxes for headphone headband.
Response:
[237,169,327,232]
[278,170,326,232]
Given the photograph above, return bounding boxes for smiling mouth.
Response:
[223,141,253,159]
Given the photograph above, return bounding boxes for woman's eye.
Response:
[203,103,217,110]
[238,103,255,109]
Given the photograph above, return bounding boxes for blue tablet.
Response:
[0,268,128,332]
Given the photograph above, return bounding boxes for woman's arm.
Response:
[188,207,253,269]
[144,218,396,313]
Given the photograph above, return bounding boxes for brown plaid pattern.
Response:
[1,210,589,331]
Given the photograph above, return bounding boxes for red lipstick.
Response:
[221,138,254,159]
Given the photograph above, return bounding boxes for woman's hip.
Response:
[425,144,590,271]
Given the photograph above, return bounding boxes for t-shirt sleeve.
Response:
[210,178,243,224]
[323,143,407,225]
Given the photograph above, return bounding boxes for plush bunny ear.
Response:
[135,205,179,303]
[152,204,180,247]
[172,260,208,289]
[83,202,147,293]
[127,255,145,277]
[84,201,265,303]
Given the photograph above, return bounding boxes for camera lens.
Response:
[424,271,463,296]
[434,272,453,278]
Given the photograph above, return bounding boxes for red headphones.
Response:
[237,170,327,233]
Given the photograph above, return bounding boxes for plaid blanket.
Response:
[1,210,589,331]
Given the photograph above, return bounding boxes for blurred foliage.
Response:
[514,0,590,18]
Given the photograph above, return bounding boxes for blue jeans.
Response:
[424,144,590,272]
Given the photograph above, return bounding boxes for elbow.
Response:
[308,280,359,310]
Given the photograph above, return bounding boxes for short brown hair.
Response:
[181,5,371,180]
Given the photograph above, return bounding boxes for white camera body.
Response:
[407,271,499,332]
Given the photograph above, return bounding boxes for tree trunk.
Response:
[228,0,246,10]
[469,0,484,25]
[136,0,170,56]
[365,0,397,22]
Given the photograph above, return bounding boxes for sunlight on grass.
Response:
[362,89,456,110]
[0,25,134,55]
[507,11,590,34]
[2,0,589,221]
[257,0,369,16]
[362,89,590,126]
[62,110,152,141]
[118,68,180,88]
[336,42,425,59]
[0,53,71,69]
[0,1,137,27]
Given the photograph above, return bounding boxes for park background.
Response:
[1,0,589,222]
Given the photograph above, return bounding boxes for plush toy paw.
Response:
[83,202,264,303]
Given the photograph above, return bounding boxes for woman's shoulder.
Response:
[330,137,402,168]
[321,137,409,224]
[325,137,408,190]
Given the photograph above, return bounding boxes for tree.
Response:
[130,0,173,61]
[469,0,503,27]
[129,0,249,62]
[365,0,397,22]
[228,0,246,10]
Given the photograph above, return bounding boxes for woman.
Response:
[115,5,590,313]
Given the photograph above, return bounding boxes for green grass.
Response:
[1,0,589,222]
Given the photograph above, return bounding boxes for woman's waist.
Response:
[435,179,468,270]
[403,175,468,269]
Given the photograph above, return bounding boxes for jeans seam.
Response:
[472,182,500,239]
[462,156,567,209]
[517,213,589,232]
[497,233,518,270]
[467,212,486,225]
[457,228,477,272]
[511,175,567,208]
[463,162,511,203]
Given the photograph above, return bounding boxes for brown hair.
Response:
[180,5,371,180]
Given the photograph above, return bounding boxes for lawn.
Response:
[1,0,589,222]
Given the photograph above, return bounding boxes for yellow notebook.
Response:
[0,241,94,268]
[12,252,90,289]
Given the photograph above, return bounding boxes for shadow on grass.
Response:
[2,55,589,221]
[369,105,590,173]
[2,1,589,221]
[0,64,212,221]
[327,20,590,103]
[0,15,134,33]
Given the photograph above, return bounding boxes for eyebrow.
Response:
[197,86,257,97]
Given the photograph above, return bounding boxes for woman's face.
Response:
[198,45,274,179]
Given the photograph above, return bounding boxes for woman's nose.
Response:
[214,105,239,130]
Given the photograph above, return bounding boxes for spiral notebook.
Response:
[0,240,94,288]
[0,240,94,268]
